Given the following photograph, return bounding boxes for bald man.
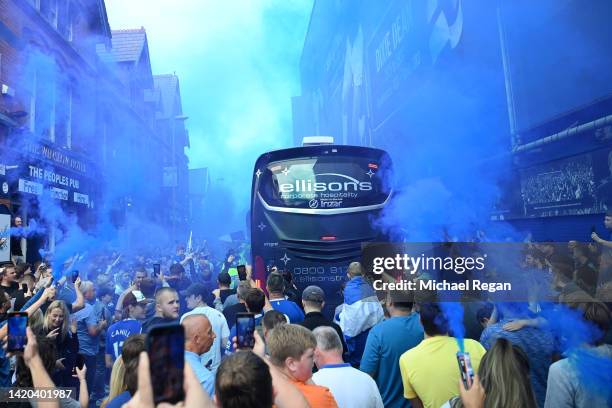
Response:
[142,287,180,334]
[183,314,216,397]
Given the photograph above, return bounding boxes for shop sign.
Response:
[74,192,89,206]
[28,165,80,189]
[50,187,68,201]
[0,214,10,262]
[22,140,88,175]
[18,179,43,195]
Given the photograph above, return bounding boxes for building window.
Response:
[66,86,72,148]
[58,1,74,41]
[40,0,58,28]
[102,118,107,168]
[49,81,55,142]
[29,71,37,133]
[67,16,73,42]
[54,78,72,148]
[50,0,58,28]
[33,61,56,141]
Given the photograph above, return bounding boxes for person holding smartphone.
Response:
[11,327,87,408]
[212,272,236,308]
[441,338,537,408]
[226,288,265,353]
[399,303,486,408]
[42,300,80,388]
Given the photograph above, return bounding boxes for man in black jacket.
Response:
[298,285,347,356]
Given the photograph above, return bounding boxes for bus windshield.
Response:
[260,155,391,210]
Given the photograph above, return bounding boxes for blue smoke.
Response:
[2,4,215,276]
[537,304,612,402]
[568,347,612,404]
[440,301,465,353]
[105,0,313,240]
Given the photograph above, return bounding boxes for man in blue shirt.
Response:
[105,290,147,368]
[181,283,229,371]
[72,281,108,400]
[182,314,216,397]
[267,273,304,323]
[360,292,423,408]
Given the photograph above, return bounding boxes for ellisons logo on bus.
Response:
[278,174,372,193]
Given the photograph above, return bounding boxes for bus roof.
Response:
[254,144,389,165]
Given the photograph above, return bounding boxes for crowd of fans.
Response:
[520,158,595,206]
[0,213,611,408]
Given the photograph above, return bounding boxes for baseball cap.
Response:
[302,285,325,303]
[181,283,209,300]
[122,290,150,309]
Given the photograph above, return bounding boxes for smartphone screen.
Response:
[153,264,161,276]
[75,354,85,370]
[21,284,28,293]
[457,352,474,389]
[7,313,28,352]
[236,313,255,349]
[147,324,185,404]
[237,265,247,281]
[71,270,79,283]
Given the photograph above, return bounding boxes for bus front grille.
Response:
[280,237,376,262]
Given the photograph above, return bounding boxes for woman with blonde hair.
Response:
[104,334,146,408]
[101,357,126,408]
[443,337,537,408]
[42,299,79,387]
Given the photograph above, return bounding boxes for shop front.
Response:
[0,138,100,263]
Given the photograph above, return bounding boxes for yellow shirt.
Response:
[399,336,486,408]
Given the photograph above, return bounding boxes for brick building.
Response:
[153,73,190,238]
[0,0,188,261]
[0,0,113,260]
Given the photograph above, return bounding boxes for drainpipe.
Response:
[512,114,612,154]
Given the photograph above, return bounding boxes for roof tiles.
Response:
[109,28,147,63]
